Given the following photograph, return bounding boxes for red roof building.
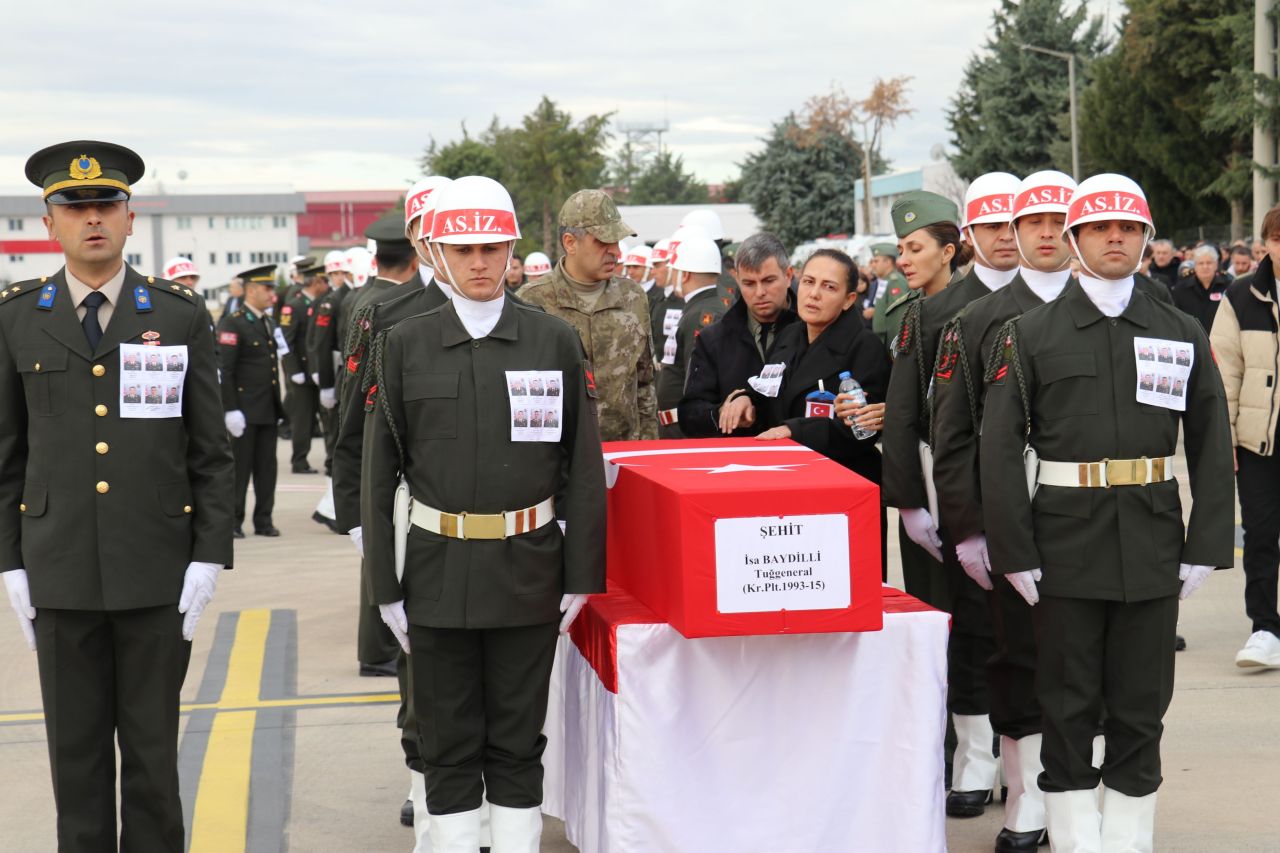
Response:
[299,190,403,250]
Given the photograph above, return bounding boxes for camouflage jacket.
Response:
[517,260,657,441]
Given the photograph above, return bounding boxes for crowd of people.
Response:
[0,138,1274,853]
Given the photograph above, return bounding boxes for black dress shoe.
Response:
[995,827,1048,852]
[1175,634,1187,651]
[400,798,413,827]
[312,511,341,534]
[254,526,281,537]
[360,659,398,677]
[233,527,245,539]
[946,788,993,817]
[292,464,319,474]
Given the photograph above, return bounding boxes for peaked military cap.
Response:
[870,242,900,259]
[365,209,410,248]
[558,189,636,243]
[238,264,278,285]
[25,140,145,204]
[891,191,960,239]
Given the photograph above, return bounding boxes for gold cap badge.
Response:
[69,155,102,181]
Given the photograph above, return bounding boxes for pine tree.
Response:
[628,151,708,205]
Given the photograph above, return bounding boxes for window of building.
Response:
[272,215,288,228]
[8,255,25,263]
[7,218,23,232]
[126,253,142,266]
[209,252,217,266]
[176,216,192,230]
[208,217,215,229]
[179,252,193,261]
[225,216,265,230]
[226,252,241,265]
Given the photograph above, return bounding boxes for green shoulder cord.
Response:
[369,329,407,479]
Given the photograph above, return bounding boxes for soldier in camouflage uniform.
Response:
[517,190,657,441]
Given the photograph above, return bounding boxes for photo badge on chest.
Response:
[121,342,188,418]
[506,370,563,442]
[1134,335,1192,412]
[748,362,786,398]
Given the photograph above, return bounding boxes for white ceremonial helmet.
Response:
[680,208,725,241]
[649,237,673,265]
[406,175,454,241]
[427,175,521,298]
[962,171,1020,228]
[665,224,710,269]
[324,250,346,274]
[1064,173,1155,279]
[162,256,199,282]
[344,246,375,288]
[670,234,722,275]
[524,251,552,277]
[623,243,653,269]
[1012,171,1076,220]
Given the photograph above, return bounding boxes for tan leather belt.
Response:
[409,497,555,540]
[1037,456,1174,488]
[658,408,679,426]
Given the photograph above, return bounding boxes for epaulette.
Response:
[985,319,1019,385]
[0,279,45,306]
[147,276,199,303]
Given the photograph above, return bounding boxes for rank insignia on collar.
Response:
[37,284,56,310]
[134,286,152,312]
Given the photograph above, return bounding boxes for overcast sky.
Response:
[0,0,1120,194]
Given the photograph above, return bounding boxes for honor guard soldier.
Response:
[217,264,284,538]
[523,251,552,285]
[0,141,235,851]
[881,176,1021,818]
[654,233,729,436]
[981,174,1234,852]
[517,189,657,441]
[306,250,353,532]
[868,243,909,346]
[281,260,328,473]
[363,176,605,850]
[334,245,376,351]
[162,255,201,291]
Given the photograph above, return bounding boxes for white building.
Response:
[0,191,306,289]
[853,159,968,235]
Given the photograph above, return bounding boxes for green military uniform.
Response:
[362,296,606,813]
[980,279,1234,797]
[880,286,920,356]
[2,142,235,851]
[644,280,664,317]
[655,285,728,437]
[869,242,910,346]
[305,279,350,475]
[651,287,684,365]
[516,191,656,442]
[279,271,323,473]
[216,265,284,536]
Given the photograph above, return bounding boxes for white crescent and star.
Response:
[675,463,808,474]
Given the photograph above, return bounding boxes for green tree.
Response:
[1079,0,1255,239]
[421,124,503,179]
[739,115,871,248]
[947,0,1106,180]
[627,151,708,205]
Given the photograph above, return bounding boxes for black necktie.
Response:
[82,291,107,351]
[758,323,772,357]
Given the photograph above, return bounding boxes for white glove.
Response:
[1006,569,1043,607]
[559,593,589,633]
[349,526,364,558]
[1178,563,1213,600]
[379,601,410,654]
[310,372,321,386]
[224,410,246,438]
[900,507,943,561]
[290,372,306,385]
[3,569,36,651]
[955,534,994,591]
[178,562,222,641]
[319,388,337,410]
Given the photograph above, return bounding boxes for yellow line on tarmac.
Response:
[188,609,269,853]
[0,692,400,726]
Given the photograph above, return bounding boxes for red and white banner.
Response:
[431,207,518,240]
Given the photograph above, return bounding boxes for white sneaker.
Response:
[1235,631,1280,668]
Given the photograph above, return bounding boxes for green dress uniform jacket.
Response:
[216,307,284,425]
[279,291,314,382]
[980,282,1236,601]
[362,298,606,629]
[306,282,349,390]
[655,286,729,434]
[517,262,657,442]
[872,271,909,345]
[332,275,447,533]
[0,266,235,609]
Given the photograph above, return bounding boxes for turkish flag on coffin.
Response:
[602,438,883,638]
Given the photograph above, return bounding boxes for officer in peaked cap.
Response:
[869,242,909,345]
[217,264,285,538]
[1,140,234,851]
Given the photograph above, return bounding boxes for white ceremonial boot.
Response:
[1045,789,1102,853]
[427,807,482,853]
[1092,736,1106,808]
[410,771,432,853]
[1100,789,1157,853]
[995,733,1049,851]
[479,797,492,848]
[488,804,542,853]
[948,714,999,816]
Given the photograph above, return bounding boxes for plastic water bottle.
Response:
[839,371,875,440]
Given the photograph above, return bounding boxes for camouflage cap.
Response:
[891,191,960,239]
[870,242,899,259]
[558,189,636,243]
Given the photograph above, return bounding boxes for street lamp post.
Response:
[1022,44,1080,181]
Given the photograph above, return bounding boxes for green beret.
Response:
[25,140,145,204]
[891,191,960,239]
[870,242,899,259]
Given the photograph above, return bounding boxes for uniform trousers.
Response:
[288,383,320,469]
[233,423,278,529]
[321,403,341,477]
[397,650,426,774]
[409,621,559,815]
[899,520,951,611]
[942,529,993,716]
[35,606,191,853]
[1237,448,1280,638]
[987,581,1041,739]
[1034,594,1178,796]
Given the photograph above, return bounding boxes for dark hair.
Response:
[801,248,857,293]
[922,222,972,271]
[512,252,524,263]
[1231,244,1252,258]
[375,241,416,270]
[736,232,790,275]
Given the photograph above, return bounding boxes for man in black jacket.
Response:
[679,232,798,436]
[1171,245,1230,333]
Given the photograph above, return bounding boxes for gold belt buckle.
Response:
[459,511,506,540]
[1104,457,1147,487]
